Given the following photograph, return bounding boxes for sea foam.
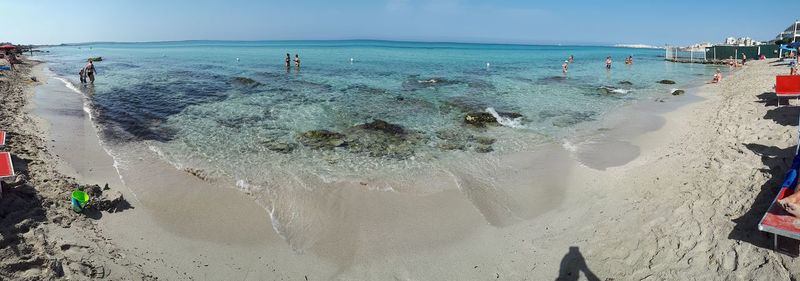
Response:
[486,107,524,129]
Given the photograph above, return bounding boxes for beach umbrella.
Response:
[788,42,800,49]
[0,44,16,50]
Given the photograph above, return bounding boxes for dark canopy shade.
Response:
[788,42,800,49]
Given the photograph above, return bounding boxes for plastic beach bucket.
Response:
[71,190,90,213]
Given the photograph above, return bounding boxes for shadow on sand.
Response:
[729,143,795,250]
[764,106,800,126]
[756,92,778,107]
[555,246,601,281]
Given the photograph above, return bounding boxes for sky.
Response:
[3,0,796,46]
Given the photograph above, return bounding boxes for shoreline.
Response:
[4,55,798,279]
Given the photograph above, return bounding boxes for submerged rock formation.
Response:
[266,142,297,154]
[464,111,522,127]
[232,77,262,87]
[474,144,494,153]
[474,136,496,145]
[297,130,347,149]
[465,112,498,127]
[657,80,676,85]
[353,119,406,136]
[671,89,685,96]
[598,86,630,95]
[346,119,423,159]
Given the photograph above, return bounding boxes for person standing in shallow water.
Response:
[285,53,291,69]
[294,54,301,69]
[624,55,633,65]
[562,60,569,74]
[83,59,97,83]
[605,56,612,70]
[78,68,86,84]
[568,55,574,63]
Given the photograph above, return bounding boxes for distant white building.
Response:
[776,20,800,43]
[722,36,760,46]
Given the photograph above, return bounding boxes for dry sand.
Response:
[0,60,154,280]
[2,56,800,280]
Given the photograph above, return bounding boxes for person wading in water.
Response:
[83,59,97,83]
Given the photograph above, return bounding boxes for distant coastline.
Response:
[36,39,654,49]
[613,43,664,49]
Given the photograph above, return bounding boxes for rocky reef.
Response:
[232,76,262,87]
[296,130,348,149]
[464,111,523,127]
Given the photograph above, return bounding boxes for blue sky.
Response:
[4,0,795,45]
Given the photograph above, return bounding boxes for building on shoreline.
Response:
[665,22,800,64]
[723,37,761,46]
[775,20,800,43]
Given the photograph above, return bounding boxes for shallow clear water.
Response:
[39,40,719,192]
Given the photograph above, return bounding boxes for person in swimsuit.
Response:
[79,68,86,83]
[83,59,97,83]
[568,55,574,64]
[741,53,747,66]
[294,54,301,68]
[605,56,612,69]
[562,60,569,74]
[711,68,722,83]
[796,47,800,64]
[285,53,291,69]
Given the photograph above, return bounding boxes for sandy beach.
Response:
[2,54,800,280]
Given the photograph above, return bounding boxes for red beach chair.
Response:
[0,152,12,179]
[0,152,14,198]
[760,151,800,255]
[759,186,800,255]
[0,130,6,148]
[775,75,800,106]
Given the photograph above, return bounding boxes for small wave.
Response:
[235,179,262,193]
[600,86,631,94]
[486,107,524,128]
[54,77,82,95]
[54,77,95,117]
[562,140,578,152]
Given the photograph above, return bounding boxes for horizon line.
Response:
[33,38,665,49]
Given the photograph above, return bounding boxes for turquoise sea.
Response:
[38,40,719,231]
